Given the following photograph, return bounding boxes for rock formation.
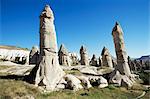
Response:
[80,45,89,65]
[98,57,102,66]
[109,22,134,88]
[112,22,131,76]
[31,5,65,91]
[58,44,71,66]
[69,52,79,65]
[101,47,113,68]
[90,54,98,66]
[29,46,39,65]
[0,46,29,64]
[65,74,83,91]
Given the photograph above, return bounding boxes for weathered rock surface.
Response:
[110,22,135,88]
[55,78,67,91]
[112,22,131,76]
[101,47,113,68]
[0,46,29,64]
[109,70,122,86]
[80,46,89,65]
[65,74,83,91]
[79,67,98,75]
[109,70,133,87]
[58,44,71,66]
[30,5,65,91]
[29,46,39,65]
[69,52,79,65]
[76,75,92,89]
[90,54,98,66]
[88,76,108,88]
[98,76,108,88]
[0,62,35,75]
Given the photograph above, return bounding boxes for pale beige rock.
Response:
[29,46,39,65]
[76,75,92,89]
[69,52,79,65]
[88,76,108,88]
[31,5,65,91]
[58,44,71,66]
[109,70,133,87]
[79,67,98,75]
[121,75,133,88]
[109,70,122,86]
[90,54,98,66]
[55,78,67,91]
[101,47,113,68]
[80,45,89,65]
[112,22,131,76]
[97,76,108,88]
[65,74,83,91]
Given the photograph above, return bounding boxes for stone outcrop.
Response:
[30,5,65,91]
[0,46,29,64]
[80,45,89,65]
[109,70,133,87]
[76,76,92,89]
[65,74,83,91]
[88,76,108,88]
[29,46,39,65]
[58,44,71,66]
[110,22,134,87]
[112,22,131,76]
[98,57,102,67]
[69,52,79,65]
[79,67,98,75]
[101,47,113,68]
[90,54,98,66]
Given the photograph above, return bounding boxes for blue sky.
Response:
[0,0,150,58]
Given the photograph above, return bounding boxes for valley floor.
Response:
[0,79,149,99]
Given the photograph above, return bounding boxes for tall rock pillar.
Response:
[34,5,65,91]
[101,47,113,68]
[112,22,131,76]
[80,45,89,65]
[58,44,71,66]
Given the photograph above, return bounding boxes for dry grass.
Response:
[0,79,149,99]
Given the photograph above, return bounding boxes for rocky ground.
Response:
[0,61,149,99]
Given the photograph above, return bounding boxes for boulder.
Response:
[121,75,133,88]
[97,76,108,88]
[55,78,67,91]
[65,74,83,91]
[109,70,134,87]
[88,76,108,88]
[79,67,97,75]
[76,75,92,89]
[109,70,122,86]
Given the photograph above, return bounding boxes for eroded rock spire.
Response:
[112,22,131,76]
[58,44,71,66]
[101,47,113,68]
[80,45,89,65]
[31,5,65,91]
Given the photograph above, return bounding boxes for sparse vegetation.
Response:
[0,79,149,99]
[64,70,82,75]
[138,71,150,85]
